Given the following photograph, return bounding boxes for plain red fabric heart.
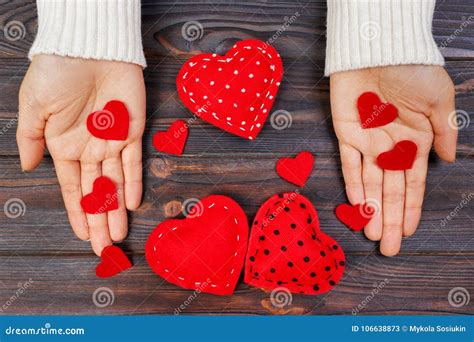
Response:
[245,193,345,295]
[145,195,248,296]
[377,140,417,170]
[357,92,398,129]
[335,203,374,231]
[86,100,129,140]
[276,151,314,187]
[176,39,284,140]
[96,245,132,278]
[153,120,188,155]
[80,176,118,214]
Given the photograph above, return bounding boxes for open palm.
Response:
[17,55,146,255]
[330,65,457,256]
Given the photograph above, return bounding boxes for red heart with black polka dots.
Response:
[176,39,284,140]
[244,193,345,295]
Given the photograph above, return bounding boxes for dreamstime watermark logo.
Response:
[4,198,26,219]
[0,115,18,136]
[91,110,115,130]
[262,190,300,227]
[3,20,26,41]
[448,287,470,308]
[0,278,34,313]
[182,198,204,218]
[359,21,380,41]
[92,287,114,308]
[96,191,120,215]
[270,110,292,130]
[266,11,300,45]
[270,287,293,308]
[440,192,473,227]
[440,16,474,49]
[360,103,388,129]
[352,279,390,315]
[174,279,211,315]
[359,198,381,218]
[448,110,470,130]
[181,21,204,42]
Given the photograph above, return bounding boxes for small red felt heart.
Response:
[276,151,314,187]
[80,176,118,214]
[177,39,284,140]
[96,245,132,278]
[245,193,345,295]
[357,92,398,129]
[335,203,374,231]
[377,140,417,170]
[153,120,188,155]
[87,100,129,140]
[145,195,248,296]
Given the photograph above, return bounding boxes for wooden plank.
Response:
[0,59,472,156]
[0,254,471,314]
[1,1,473,59]
[1,155,473,254]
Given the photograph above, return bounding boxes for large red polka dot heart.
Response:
[244,193,345,295]
[176,39,284,140]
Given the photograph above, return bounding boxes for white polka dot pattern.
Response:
[177,39,284,140]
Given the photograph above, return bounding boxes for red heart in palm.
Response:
[145,195,248,296]
[153,120,188,155]
[176,39,283,140]
[276,151,314,187]
[80,176,118,214]
[245,193,345,295]
[335,203,374,231]
[96,245,132,278]
[86,100,129,140]
[377,140,417,170]
[357,92,398,128]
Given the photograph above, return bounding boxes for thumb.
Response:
[428,92,458,163]
[16,98,46,171]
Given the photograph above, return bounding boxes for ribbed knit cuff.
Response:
[325,0,444,76]
[29,0,146,68]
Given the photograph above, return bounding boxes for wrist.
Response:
[325,0,444,76]
[29,0,146,68]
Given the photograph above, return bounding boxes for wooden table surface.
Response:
[0,0,473,315]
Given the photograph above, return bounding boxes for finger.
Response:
[430,91,457,162]
[102,156,128,242]
[339,143,365,205]
[403,155,428,237]
[81,161,111,256]
[53,160,89,240]
[122,141,143,210]
[17,99,46,171]
[362,156,383,241]
[381,171,405,257]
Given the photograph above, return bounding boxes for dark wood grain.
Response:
[0,155,472,254]
[0,59,473,156]
[0,0,473,316]
[1,1,474,59]
[0,254,471,315]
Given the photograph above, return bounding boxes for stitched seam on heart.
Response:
[246,194,345,294]
[149,201,245,291]
[178,40,283,140]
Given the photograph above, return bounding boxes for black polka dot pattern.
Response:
[245,193,346,295]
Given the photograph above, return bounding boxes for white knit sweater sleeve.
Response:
[29,0,146,68]
[325,0,444,76]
